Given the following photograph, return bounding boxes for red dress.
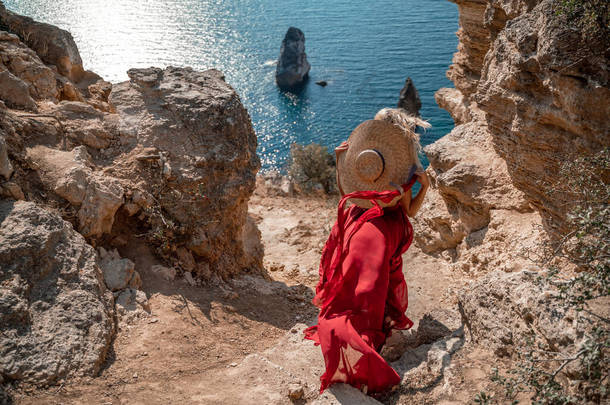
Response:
[304,181,415,393]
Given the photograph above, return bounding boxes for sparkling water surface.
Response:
[4,0,458,169]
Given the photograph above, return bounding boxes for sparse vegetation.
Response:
[287,142,337,194]
[555,0,610,41]
[482,149,609,404]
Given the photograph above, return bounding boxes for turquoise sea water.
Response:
[4,0,458,169]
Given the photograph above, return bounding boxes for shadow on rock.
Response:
[379,315,465,405]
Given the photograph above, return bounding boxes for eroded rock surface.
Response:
[436,0,609,233]
[416,0,608,272]
[457,270,585,358]
[0,3,84,82]
[0,200,115,385]
[109,66,262,276]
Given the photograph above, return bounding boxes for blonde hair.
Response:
[374,107,430,169]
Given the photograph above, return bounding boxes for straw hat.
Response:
[337,119,418,208]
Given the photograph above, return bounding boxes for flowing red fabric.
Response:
[304,177,416,393]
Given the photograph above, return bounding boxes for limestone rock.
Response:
[128,270,143,289]
[151,265,176,281]
[397,77,421,116]
[0,200,114,385]
[392,331,464,392]
[275,27,311,90]
[439,0,609,233]
[0,135,13,179]
[110,66,262,277]
[0,7,263,283]
[416,119,533,256]
[434,87,471,125]
[458,270,587,358]
[99,247,136,292]
[0,181,24,200]
[212,323,381,404]
[0,31,57,102]
[0,4,85,82]
[0,70,37,110]
[51,101,117,149]
[115,288,150,314]
[474,0,610,230]
[26,145,124,238]
[183,271,196,286]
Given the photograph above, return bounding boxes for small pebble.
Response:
[288,383,304,400]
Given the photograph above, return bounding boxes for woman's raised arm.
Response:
[399,171,429,217]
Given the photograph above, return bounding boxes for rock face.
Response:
[0,5,264,279]
[415,0,608,267]
[397,77,421,116]
[26,145,124,238]
[438,0,609,232]
[275,27,311,90]
[0,3,85,82]
[0,200,115,384]
[458,270,586,358]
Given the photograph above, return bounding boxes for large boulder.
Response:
[0,200,115,385]
[475,0,610,230]
[109,66,262,277]
[275,27,311,90]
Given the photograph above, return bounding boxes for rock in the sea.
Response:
[315,80,327,87]
[275,27,311,90]
[397,77,421,116]
[0,200,114,385]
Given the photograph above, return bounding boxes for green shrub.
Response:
[288,142,337,194]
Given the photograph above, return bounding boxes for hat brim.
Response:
[338,120,417,208]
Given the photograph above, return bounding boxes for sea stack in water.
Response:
[398,77,421,116]
[276,27,311,90]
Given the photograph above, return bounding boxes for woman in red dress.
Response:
[304,108,430,394]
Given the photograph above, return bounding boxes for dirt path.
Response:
[11,186,493,404]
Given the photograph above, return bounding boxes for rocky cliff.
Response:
[413,0,609,401]
[416,0,609,266]
[0,2,263,387]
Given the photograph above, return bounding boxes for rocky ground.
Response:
[1,0,608,403]
[6,181,504,405]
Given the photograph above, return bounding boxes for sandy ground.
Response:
[9,185,496,405]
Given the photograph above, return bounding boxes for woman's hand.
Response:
[335,142,349,196]
[400,170,429,217]
[416,170,430,188]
